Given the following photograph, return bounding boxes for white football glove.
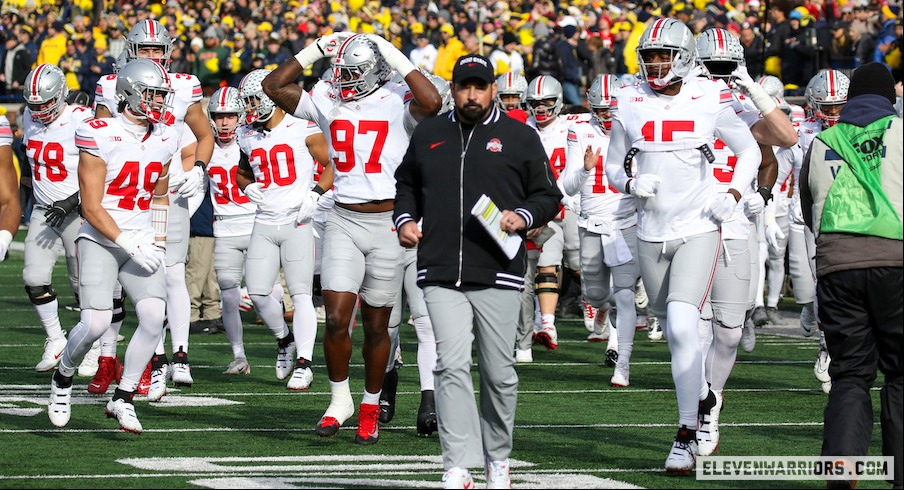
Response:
[706,193,739,222]
[116,234,165,273]
[731,65,776,115]
[366,33,416,77]
[764,211,786,250]
[790,192,805,224]
[171,166,206,198]
[743,192,766,216]
[561,194,581,214]
[630,174,661,199]
[316,32,353,57]
[0,229,11,262]
[296,190,321,224]
[242,182,265,204]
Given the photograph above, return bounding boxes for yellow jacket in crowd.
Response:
[37,33,68,68]
[434,35,468,81]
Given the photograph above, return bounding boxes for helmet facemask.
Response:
[815,102,845,128]
[208,87,244,142]
[497,93,523,112]
[130,83,173,124]
[24,64,68,125]
[242,95,275,126]
[528,98,560,123]
[238,69,276,126]
[638,48,688,90]
[330,35,390,102]
[702,60,740,85]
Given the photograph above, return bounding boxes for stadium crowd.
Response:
[0,0,902,488]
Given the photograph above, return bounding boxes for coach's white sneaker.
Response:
[740,318,756,353]
[698,391,724,456]
[442,467,474,489]
[223,357,251,375]
[77,342,101,377]
[147,364,168,402]
[287,361,313,391]
[610,359,630,387]
[815,345,832,392]
[105,398,142,433]
[485,458,511,489]
[582,299,597,333]
[800,303,817,337]
[48,376,73,427]
[647,316,663,341]
[36,336,68,372]
[515,348,533,363]
[275,337,296,380]
[665,426,698,474]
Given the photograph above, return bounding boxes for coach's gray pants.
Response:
[423,285,520,470]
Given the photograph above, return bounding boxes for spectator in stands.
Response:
[196,27,233,96]
[741,22,766,79]
[37,21,67,67]
[58,40,83,91]
[527,22,560,81]
[410,24,438,73]
[17,26,38,65]
[557,24,582,105]
[489,31,524,76]
[434,23,467,81]
[2,27,31,96]
[829,20,858,70]
[83,45,113,104]
[262,35,288,70]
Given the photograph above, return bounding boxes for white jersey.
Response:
[207,139,256,238]
[609,77,759,241]
[0,117,12,147]
[562,118,636,230]
[237,115,321,226]
[23,104,93,206]
[797,119,823,161]
[95,71,202,131]
[312,160,335,223]
[527,113,587,180]
[770,143,801,218]
[75,116,180,246]
[292,80,417,204]
[711,91,761,240]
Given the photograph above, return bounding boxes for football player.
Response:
[235,69,330,390]
[562,74,641,386]
[495,72,529,122]
[48,59,179,433]
[20,65,93,373]
[605,18,762,473]
[262,33,441,444]
[0,111,17,264]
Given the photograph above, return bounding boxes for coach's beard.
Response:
[456,102,489,125]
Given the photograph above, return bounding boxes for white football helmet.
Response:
[115,58,174,124]
[696,28,745,84]
[424,70,452,114]
[636,18,696,90]
[805,69,849,128]
[238,69,276,125]
[330,34,391,101]
[526,75,563,123]
[113,50,130,74]
[496,72,528,112]
[23,64,69,125]
[127,20,173,70]
[586,74,622,131]
[757,75,785,98]
[208,86,244,141]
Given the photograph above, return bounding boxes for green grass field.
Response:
[0,243,888,489]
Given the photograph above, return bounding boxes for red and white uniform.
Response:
[0,117,11,146]
[527,113,587,192]
[292,80,416,204]
[75,117,180,246]
[607,77,759,242]
[207,139,256,238]
[562,118,636,228]
[237,116,321,225]
[710,93,761,240]
[23,104,93,206]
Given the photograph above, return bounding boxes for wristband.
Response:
[312,185,326,196]
[194,160,207,170]
[114,233,133,251]
[757,186,773,204]
[625,179,633,195]
[294,43,325,69]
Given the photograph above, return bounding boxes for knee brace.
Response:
[25,285,57,305]
[112,296,126,324]
[536,269,559,295]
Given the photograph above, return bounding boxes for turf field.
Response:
[0,242,888,489]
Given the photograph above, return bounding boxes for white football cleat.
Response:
[533,324,558,350]
[581,299,597,333]
[36,337,68,372]
[698,392,724,456]
[635,280,649,309]
[665,427,698,474]
[442,467,474,489]
[287,364,313,390]
[485,458,511,489]
[147,364,168,402]
[610,359,630,387]
[77,342,101,377]
[105,398,143,433]
[48,377,73,427]
[740,318,756,353]
[587,308,611,342]
[515,348,533,363]
[800,303,817,337]
[821,381,832,394]
[223,357,251,375]
[275,340,296,380]
[171,349,193,388]
[647,316,663,341]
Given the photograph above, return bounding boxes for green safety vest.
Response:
[815,116,903,241]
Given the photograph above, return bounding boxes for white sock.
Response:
[166,262,191,354]
[99,325,119,358]
[709,324,742,392]
[59,309,113,377]
[541,313,555,327]
[613,290,636,362]
[362,389,381,405]
[34,300,64,340]
[413,316,437,391]
[291,293,317,362]
[251,293,290,339]
[220,287,246,360]
[665,301,703,428]
[120,298,166,392]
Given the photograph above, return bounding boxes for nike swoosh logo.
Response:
[430,141,446,149]
[691,95,703,100]
[162,137,170,142]
[287,123,295,127]
[59,122,68,126]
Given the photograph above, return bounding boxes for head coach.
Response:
[393,54,562,487]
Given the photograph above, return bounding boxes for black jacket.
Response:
[394,106,562,291]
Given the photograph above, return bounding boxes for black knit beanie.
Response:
[847,62,896,104]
